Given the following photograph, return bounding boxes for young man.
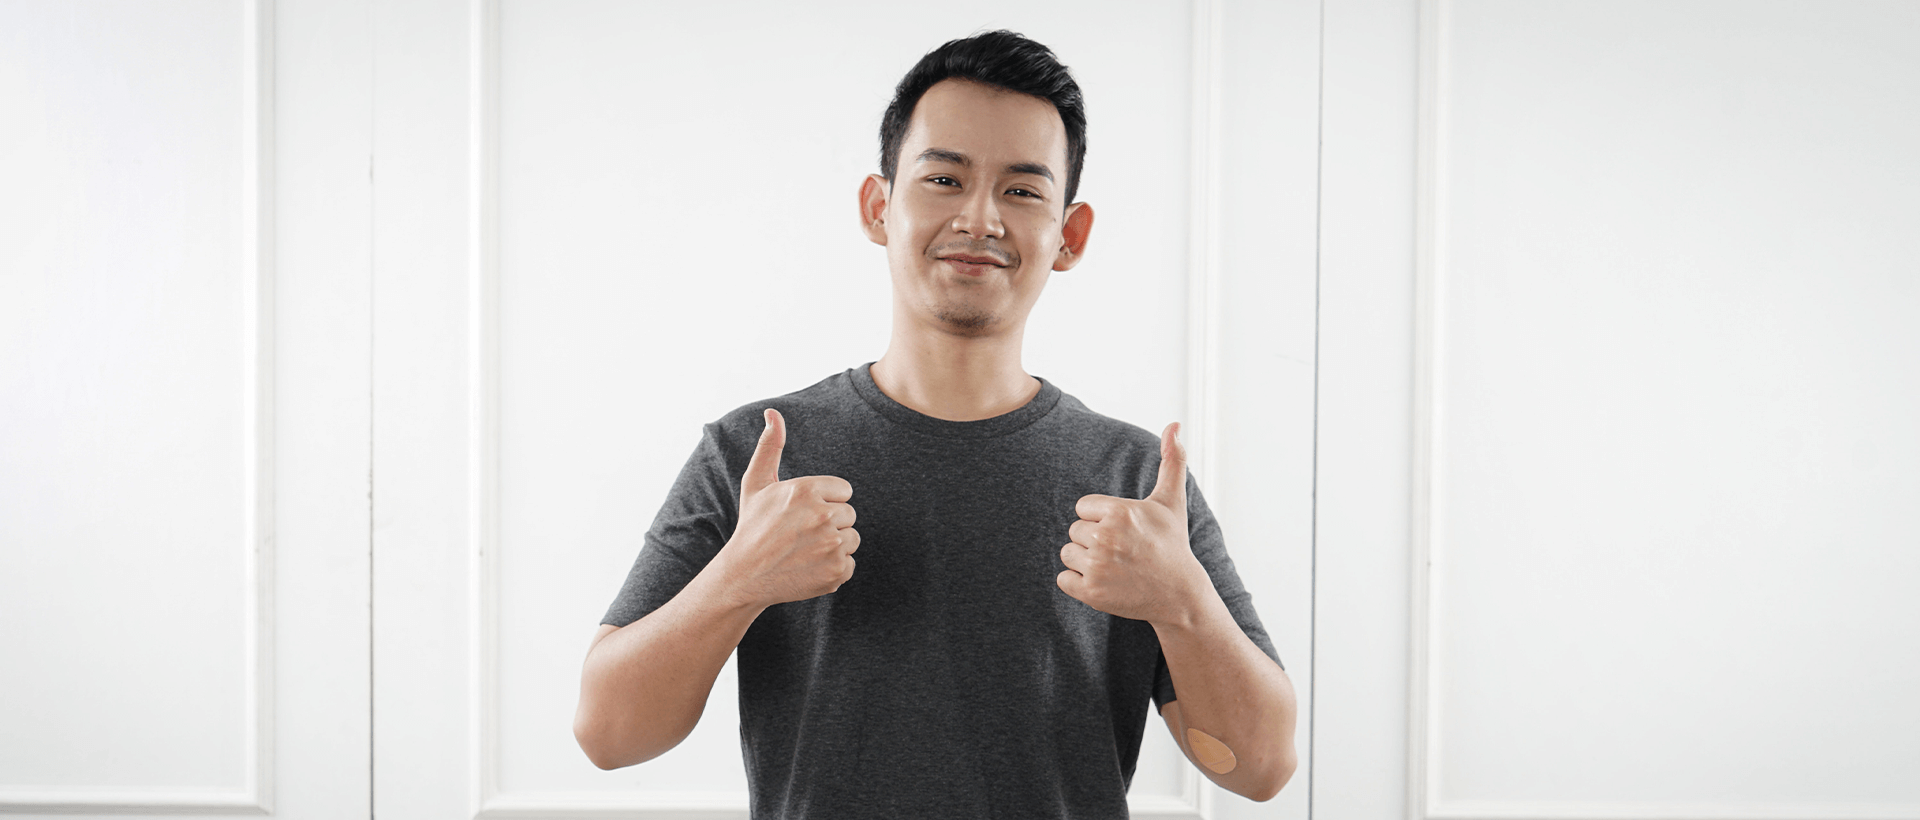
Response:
[575,30,1297,817]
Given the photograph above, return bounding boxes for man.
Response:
[574,30,1297,817]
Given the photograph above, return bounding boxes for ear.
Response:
[859,174,891,247]
[1052,201,1095,272]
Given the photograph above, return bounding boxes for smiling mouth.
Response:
[939,255,1007,267]
[940,257,1006,277]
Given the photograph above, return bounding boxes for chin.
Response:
[930,305,1000,337]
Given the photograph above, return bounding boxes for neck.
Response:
[871,317,1040,423]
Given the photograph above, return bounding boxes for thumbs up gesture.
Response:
[711,409,860,609]
[1057,423,1211,624]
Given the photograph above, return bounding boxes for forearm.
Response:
[1154,592,1298,801]
[574,565,763,770]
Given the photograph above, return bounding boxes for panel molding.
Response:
[1406,0,1444,815]
[245,0,279,808]
[0,790,266,817]
[468,0,503,817]
[1429,802,1920,820]
[1185,0,1225,496]
[0,0,277,813]
[470,792,1212,820]
[1406,3,1918,820]
[1179,0,1226,813]
[465,1,1218,817]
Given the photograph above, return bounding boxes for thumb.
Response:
[741,408,785,495]
[1149,421,1188,511]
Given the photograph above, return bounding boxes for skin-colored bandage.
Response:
[1185,728,1238,774]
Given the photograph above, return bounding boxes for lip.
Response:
[939,255,1008,277]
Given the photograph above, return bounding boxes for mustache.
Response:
[930,241,1015,267]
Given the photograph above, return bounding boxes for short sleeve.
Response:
[601,424,742,627]
[1151,475,1283,710]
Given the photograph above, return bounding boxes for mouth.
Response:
[938,254,1009,277]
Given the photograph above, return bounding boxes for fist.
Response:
[1057,422,1210,624]
[715,409,859,608]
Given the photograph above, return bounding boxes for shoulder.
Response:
[702,369,863,460]
[1036,386,1169,497]
[1046,388,1163,454]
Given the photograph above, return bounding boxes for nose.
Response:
[950,184,1005,239]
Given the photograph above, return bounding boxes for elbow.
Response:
[574,712,624,771]
[1242,682,1302,801]
[575,699,680,771]
[1238,744,1299,803]
[582,748,623,772]
[1263,749,1300,801]
[574,697,646,771]
[579,743,624,772]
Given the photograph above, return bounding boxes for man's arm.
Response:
[575,570,764,769]
[1155,601,1298,800]
[1057,422,1298,800]
[575,409,859,769]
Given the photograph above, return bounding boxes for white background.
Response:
[3,1,1916,819]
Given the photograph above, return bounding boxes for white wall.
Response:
[1405,1,1920,815]
[0,0,370,817]
[2,0,256,797]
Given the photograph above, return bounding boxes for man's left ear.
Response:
[1053,201,1095,272]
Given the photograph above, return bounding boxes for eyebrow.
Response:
[915,148,1055,183]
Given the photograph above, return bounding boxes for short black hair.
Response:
[878,30,1087,208]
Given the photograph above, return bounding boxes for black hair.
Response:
[878,30,1087,208]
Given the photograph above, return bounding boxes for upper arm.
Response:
[600,425,739,629]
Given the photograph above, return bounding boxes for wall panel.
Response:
[0,1,271,811]
[1412,2,1920,817]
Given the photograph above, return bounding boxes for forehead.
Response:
[902,79,1068,171]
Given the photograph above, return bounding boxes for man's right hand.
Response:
[712,408,859,609]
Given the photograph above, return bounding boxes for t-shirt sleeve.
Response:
[601,423,741,628]
[1152,475,1284,710]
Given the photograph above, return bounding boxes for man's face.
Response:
[862,78,1090,339]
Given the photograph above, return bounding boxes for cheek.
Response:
[1020,220,1063,257]
[890,192,949,230]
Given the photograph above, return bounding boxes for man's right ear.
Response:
[859,174,890,247]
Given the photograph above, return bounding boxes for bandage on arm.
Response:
[1162,699,1239,775]
[1185,726,1238,774]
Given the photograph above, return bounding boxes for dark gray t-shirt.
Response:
[603,364,1279,819]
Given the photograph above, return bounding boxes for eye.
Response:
[928,175,960,187]
[1007,187,1041,199]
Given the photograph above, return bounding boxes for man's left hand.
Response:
[1058,422,1213,625]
